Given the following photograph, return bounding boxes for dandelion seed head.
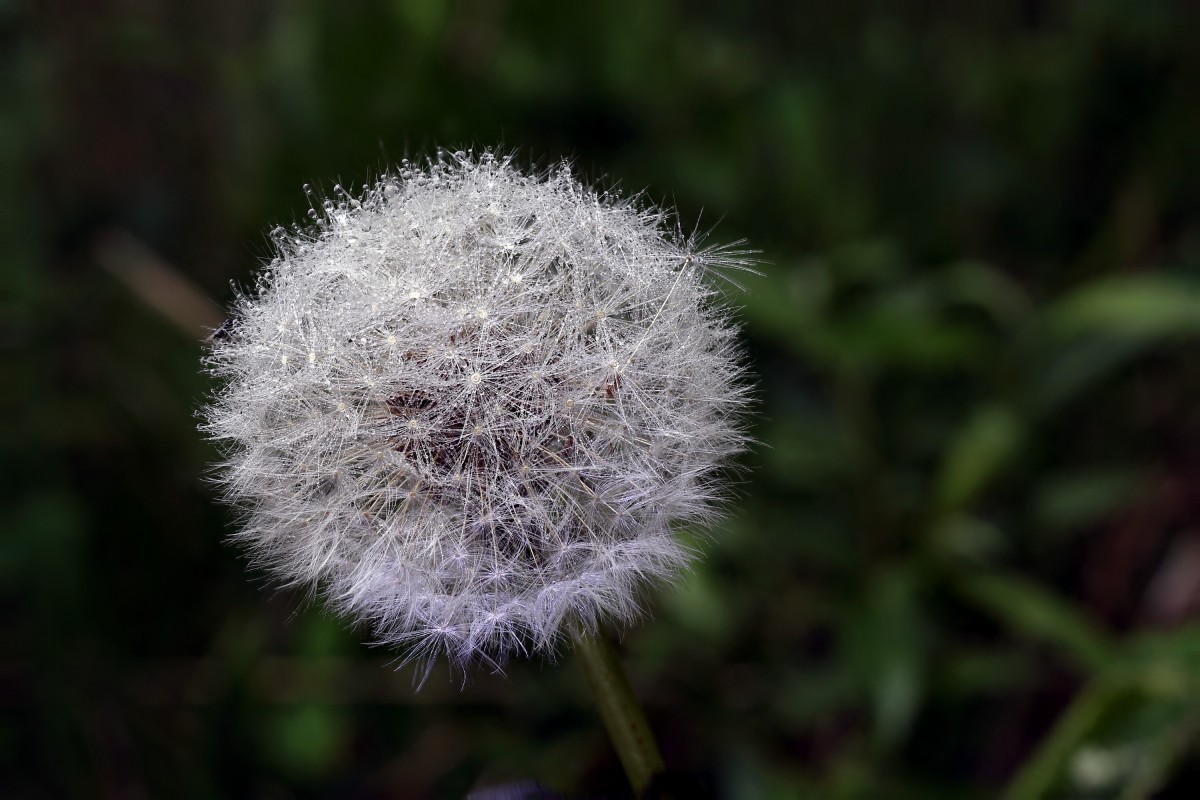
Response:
[201,149,753,670]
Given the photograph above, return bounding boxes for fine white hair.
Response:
[202,149,752,671]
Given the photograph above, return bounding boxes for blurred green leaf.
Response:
[935,405,1023,510]
[958,572,1112,672]
[1122,623,1200,686]
[822,296,985,370]
[929,513,1008,562]
[390,0,448,42]
[1029,335,1148,415]
[941,259,1032,327]
[1033,276,1200,414]
[1048,275,1200,341]
[1032,467,1145,533]
[843,569,927,748]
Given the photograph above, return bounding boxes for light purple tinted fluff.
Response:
[202,150,752,669]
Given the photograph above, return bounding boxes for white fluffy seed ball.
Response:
[202,150,752,669]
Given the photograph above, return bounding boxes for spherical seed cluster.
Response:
[202,150,751,668]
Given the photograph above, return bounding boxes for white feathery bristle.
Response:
[201,149,752,671]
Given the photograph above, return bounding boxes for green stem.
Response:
[1004,677,1119,800]
[572,627,666,796]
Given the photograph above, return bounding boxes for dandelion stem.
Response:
[572,627,665,796]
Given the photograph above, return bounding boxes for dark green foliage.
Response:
[6,1,1200,796]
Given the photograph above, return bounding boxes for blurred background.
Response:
[5,1,1200,797]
